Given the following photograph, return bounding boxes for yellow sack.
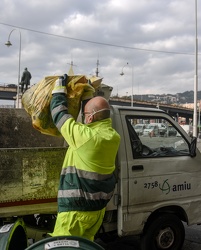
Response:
[22,75,102,136]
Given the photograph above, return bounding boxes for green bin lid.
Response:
[0,219,27,250]
[26,236,104,250]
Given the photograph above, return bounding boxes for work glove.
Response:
[52,74,68,95]
[81,80,95,101]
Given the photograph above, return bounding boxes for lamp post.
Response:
[120,62,134,107]
[5,29,21,108]
[193,0,198,137]
[198,101,201,139]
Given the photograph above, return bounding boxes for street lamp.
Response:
[120,62,134,107]
[5,29,21,108]
[120,62,128,76]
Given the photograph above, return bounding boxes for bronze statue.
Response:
[20,67,32,93]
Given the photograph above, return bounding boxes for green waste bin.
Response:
[25,236,104,250]
[0,219,28,250]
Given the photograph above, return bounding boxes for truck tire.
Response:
[140,213,185,250]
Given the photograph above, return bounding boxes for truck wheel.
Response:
[140,213,185,250]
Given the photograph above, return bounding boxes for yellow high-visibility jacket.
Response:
[50,94,120,212]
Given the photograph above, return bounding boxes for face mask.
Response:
[83,108,110,124]
[84,117,87,124]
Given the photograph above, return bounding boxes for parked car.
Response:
[6,84,17,88]
[143,124,159,137]
[165,125,177,137]
[133,124,147,136]
[150,123,167,136]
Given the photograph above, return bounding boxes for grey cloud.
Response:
[0,0,200,102]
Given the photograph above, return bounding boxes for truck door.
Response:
[117,109,201,236]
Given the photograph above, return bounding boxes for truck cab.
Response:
[103,105,199,250]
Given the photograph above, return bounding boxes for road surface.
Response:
[99,223,201,249]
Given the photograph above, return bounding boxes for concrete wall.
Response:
[0,108,64,148]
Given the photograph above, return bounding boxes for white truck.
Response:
[0,105,200,250]
[177,124,193,138]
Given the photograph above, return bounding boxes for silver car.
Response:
[134,124,147,136]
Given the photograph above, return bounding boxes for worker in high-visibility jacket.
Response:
[49,74,120,241]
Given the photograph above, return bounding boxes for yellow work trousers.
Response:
[50,208,105,241]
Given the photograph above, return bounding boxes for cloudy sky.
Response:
[0,0,200,105]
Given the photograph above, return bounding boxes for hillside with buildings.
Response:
[131,90,201,106]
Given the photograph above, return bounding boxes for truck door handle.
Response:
[132,165,144,171]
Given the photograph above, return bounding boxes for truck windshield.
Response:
[126,116,190,158]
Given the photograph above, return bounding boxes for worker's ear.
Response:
[88,115,94,123]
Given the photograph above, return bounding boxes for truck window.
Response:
[126,116,190,158]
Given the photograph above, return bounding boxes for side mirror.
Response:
[190,137,197,157]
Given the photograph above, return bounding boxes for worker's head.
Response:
[83,96,110,124]
[24,67,27,70]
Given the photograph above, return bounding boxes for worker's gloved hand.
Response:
[82,80,95,101]
[52,74,68,95]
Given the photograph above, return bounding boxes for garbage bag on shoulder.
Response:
[22,75,102,136]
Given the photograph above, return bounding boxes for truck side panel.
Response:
[0,148,66,217]
[113,107,201,236]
